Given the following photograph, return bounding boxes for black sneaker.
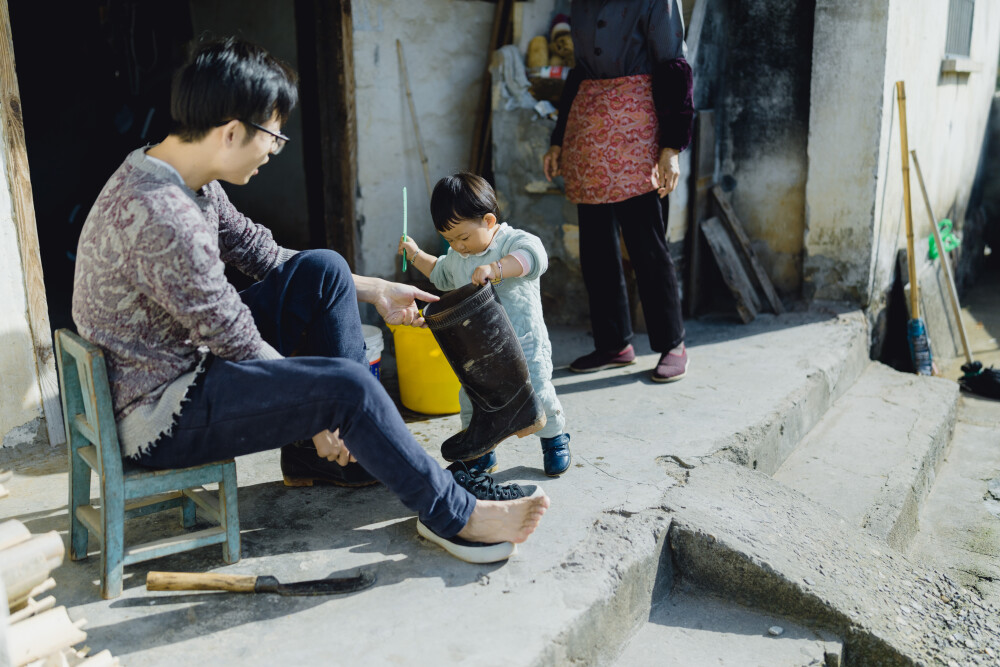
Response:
[280,442,379,488]
[446,461,538,500]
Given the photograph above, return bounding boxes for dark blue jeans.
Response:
[134,250,474,537]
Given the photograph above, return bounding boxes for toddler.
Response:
[398,172,571,477]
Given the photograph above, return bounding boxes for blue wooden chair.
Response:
[55,329,240,599]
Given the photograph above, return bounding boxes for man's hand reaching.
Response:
[371,280,439,327]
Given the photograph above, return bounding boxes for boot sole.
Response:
[416,520,516,564]
[282,476,380,488]
[515,413,547,438]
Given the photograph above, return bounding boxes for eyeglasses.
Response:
[244,121,289,155]
[217,119,290,155]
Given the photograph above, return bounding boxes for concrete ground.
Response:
[910,259,1000,603]
[1,273,998,664]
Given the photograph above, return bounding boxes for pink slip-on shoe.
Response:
[651,347,688,383]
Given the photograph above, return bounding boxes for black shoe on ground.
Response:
[446,460,538,500]
[280,442,379,488]
[569,345,636,373]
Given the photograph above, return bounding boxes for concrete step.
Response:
[4,310,884,666]
[909,392,1000,604]
[613,588,842,667]
[664,459,1000,665]
[773,361,959,550]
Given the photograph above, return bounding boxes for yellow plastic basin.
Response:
[389,325,460,415]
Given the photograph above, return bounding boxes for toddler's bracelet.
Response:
[490,260,504,286]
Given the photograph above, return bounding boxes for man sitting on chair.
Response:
[71,36,549,561]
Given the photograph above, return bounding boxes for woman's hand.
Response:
[651,147,681,198]
[471,262,497,286]
[398,235,420,260]
[312,428,355,466]
[543,146,562,182]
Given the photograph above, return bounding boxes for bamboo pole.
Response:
[396,40,433,200]
[911,149,973,364]
[895,81,919,319]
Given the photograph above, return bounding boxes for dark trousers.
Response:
[135,250,475,538]
[577,190,685,353]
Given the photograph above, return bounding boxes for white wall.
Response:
[352,0,497,276]
[806,0,1000,305]
[0,118,44,448]
[869,0,1000,301]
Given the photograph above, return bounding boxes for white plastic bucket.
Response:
[361,324,384,381]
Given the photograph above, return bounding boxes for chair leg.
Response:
[180,495,197,528]
[101,483,126,599]
[68,448,92,561]
[219,462,241,564]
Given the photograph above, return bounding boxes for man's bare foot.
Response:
[457,491,550,544]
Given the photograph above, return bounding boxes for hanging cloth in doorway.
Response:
[560,74,659,205]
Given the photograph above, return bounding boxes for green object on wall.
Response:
[928,219,960,260]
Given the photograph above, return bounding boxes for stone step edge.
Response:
[776,364,960,551]
[708,311,871,476]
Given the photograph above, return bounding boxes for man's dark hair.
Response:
[430,172,500,232]
[170,36,298,142]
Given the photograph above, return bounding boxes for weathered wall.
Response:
[805,0,1000,308]
[352,0,497,277]
[0,119,44,448]
[804,0,890,304]
[713,0,815,297]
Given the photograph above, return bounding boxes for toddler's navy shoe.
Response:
[465,450,498,475]
[540,433,571,477]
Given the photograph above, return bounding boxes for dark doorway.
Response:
[9,0,354,332]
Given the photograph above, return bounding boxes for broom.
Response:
[912,150,1000,399]
[895,81,933,376]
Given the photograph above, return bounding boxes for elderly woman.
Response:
[543,0,693,383]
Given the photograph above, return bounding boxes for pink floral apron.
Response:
[561,74,659,205]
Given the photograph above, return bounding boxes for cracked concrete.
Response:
[3,303,995,665]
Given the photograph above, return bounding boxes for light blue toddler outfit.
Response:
[429,223,565,439]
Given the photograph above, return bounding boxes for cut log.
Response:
[1,533,64,608]
[8,594,56,624]
[0,520,30,551]
[7,606,87,666]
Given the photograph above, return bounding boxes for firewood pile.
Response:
[0,470,120,667]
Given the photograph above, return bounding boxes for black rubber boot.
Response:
[423,283,546,462]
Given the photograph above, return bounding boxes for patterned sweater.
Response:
[72,148,291,457]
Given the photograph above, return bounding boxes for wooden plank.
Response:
[685,109,715,317]
[0,0,64,444]
[701,217,760,323]
[76,505,102,541]
[183,487,221,523]
[123,526,226,565]
[295,0,358,266]
[469,0,515,175]
[711,185,784,314]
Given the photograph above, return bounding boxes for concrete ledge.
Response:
[2,309,894,665]
[774,362,959,550]
[665,460,1000,666]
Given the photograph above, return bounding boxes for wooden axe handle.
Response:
[147,571,258,592]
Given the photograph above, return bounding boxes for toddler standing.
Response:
[398,172,571,477]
